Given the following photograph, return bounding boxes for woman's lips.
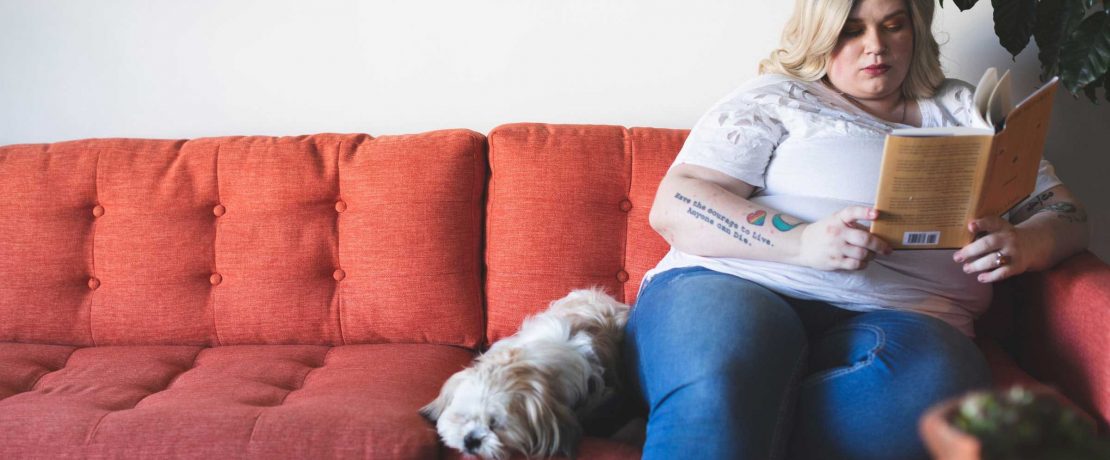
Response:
[863,64,891,76]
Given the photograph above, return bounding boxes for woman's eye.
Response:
[841,28,863,37]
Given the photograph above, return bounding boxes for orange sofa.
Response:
[1,124,1106,459]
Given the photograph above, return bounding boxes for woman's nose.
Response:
[863,28,887,55]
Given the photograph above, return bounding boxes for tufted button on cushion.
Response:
[87,277,101,290]
[619,199,633,212]
[209,273,223,286]
[616,270,629,283]
[332,269,346,282]
[92,205,105,218]
[212,204,226,217]
[334,200,347,213]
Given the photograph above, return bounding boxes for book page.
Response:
[971,67,998,129]
[872,135,993,249]
[986,70,1013,127]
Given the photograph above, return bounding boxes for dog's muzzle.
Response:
[464,432,482,453]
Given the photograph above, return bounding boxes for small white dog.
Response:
[421,288,630,459]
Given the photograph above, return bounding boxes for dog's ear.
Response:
[420,369,470,422]
[514,383,582,458]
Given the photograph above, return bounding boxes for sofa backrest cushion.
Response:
[0,131,487,348]
[484,123,685,343]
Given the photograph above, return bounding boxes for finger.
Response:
[968,215,1009,235]
[976,265,1016,284]
[839,257,867,271]
[841,243,870,262]
[963,249,1007,275]
[838,206,878,226]
[843,228,893,256]
[954,233,1001,263]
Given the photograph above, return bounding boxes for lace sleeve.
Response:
[672,87,787,189]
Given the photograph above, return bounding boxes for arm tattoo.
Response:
[672,192,797,248]
[1033,201,1088,224]
[1023,190,1055,213]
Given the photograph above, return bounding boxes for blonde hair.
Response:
[759,0,944,99]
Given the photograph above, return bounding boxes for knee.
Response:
[900,312,988,386]
[856,310,991,392]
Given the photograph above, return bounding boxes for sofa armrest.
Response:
[1013,251,1110,431]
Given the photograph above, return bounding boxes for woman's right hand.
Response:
[795,206,892,271]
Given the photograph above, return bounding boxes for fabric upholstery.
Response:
[1014,252,1110,431]
[1,125,1106,458]
[484,124,682,342]
[0,131,486,348]
[0,342,472,459]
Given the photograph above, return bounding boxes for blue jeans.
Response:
[624,266,991,459]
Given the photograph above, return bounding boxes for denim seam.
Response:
[799,324,886,389]
[769,341,808,460]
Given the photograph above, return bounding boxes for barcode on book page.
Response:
[902,231,940,246]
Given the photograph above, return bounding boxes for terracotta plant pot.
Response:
[919,386,1102,460]
[920,397,982,460]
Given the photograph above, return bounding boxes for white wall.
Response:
[1,0,1106,260]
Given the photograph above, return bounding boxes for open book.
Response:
[870,68,1060,249]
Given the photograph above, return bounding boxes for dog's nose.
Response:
[463,433,482,451]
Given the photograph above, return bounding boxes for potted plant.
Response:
[940,0,1109,101]
[920,386,1110,459]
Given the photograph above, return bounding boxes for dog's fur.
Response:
[420,288,630,459]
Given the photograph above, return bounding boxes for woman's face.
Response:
[826,0,914,101]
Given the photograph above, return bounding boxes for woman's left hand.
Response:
[952,216,1045,283]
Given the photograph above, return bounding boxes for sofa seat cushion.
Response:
[0,342,472,459]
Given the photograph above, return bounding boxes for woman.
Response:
[625,0,1091,459]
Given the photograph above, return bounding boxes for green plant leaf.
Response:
[1105,67,1110,101]
[1084,74,1101,101]
[993,0,1039,58]
[939,0,981,11]
[955,0,981,10]
[1035,0,1089,80]
[1059,11,1110,94]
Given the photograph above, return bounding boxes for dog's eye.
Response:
[489,418,501,430]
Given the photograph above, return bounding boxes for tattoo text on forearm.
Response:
[1023,190,1055,213]
[1033,201,1088,224]
[674,192,800,248]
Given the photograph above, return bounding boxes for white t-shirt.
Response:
[644,74,1063,336]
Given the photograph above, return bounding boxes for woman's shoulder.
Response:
[929,78,976,107]
[711,73,819,110]
[734,73,801,93]
[926,78,977,126]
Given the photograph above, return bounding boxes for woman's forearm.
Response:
[1011,186,1090,271]
[1014,205,1090,271]
[649,172,808,264]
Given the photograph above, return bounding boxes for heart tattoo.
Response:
[747,210,767,226]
